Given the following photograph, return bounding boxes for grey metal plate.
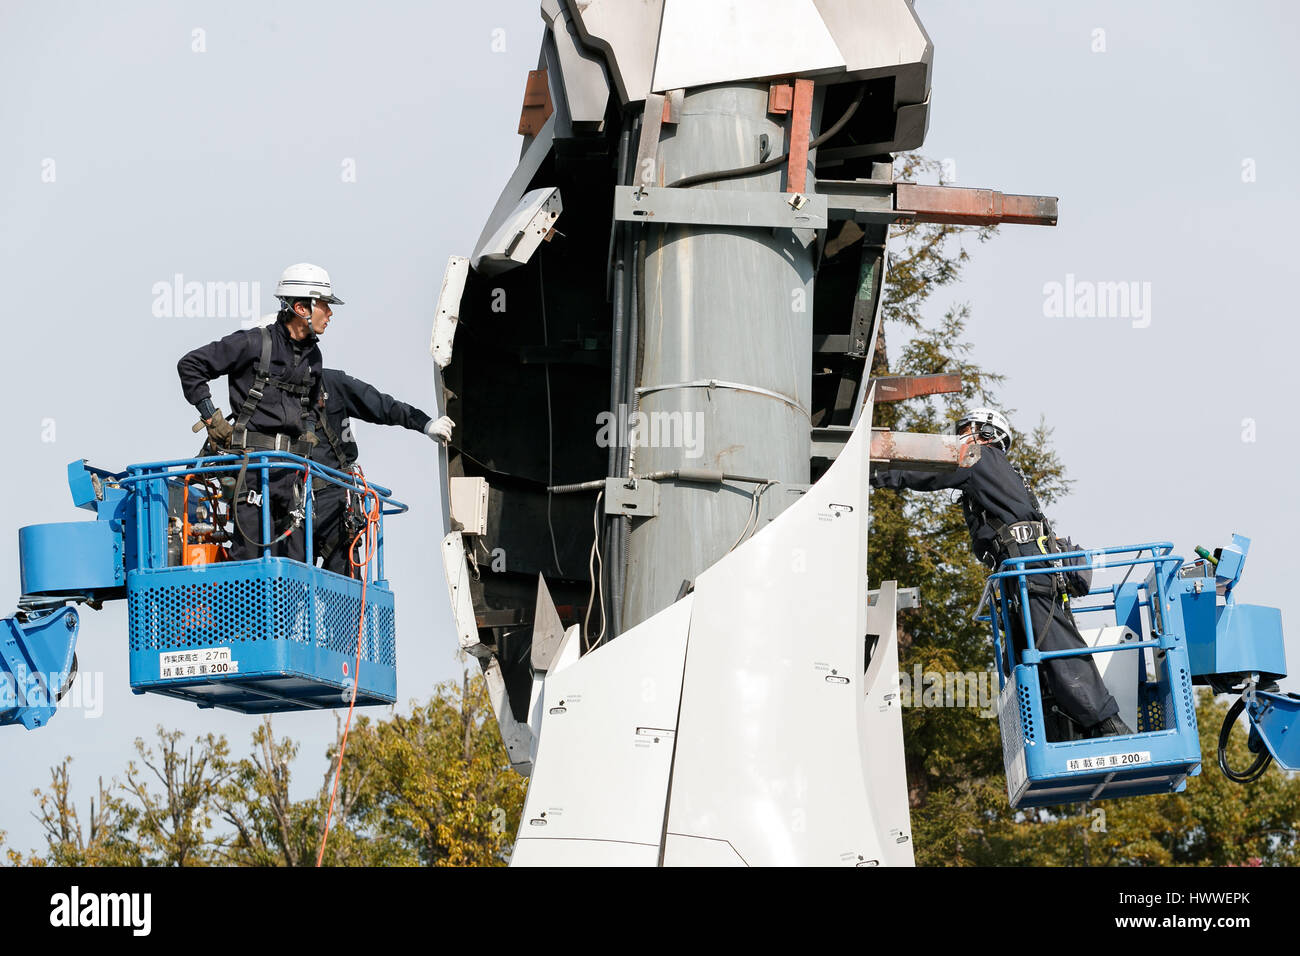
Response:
[471,115,556,272]
[812,0,932,102]
[475,187,563,276]
[651,0,844,93]
[615,185,828,229]
[605,477,660,517]
[546,0,613,127]
[813,178,897,223]
[566,0,664,105]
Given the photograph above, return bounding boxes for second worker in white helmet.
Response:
[871,407,1132,740]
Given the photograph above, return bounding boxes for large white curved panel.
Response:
[510,597,693,866]
[860,581,915,865]
[664,400,912,866]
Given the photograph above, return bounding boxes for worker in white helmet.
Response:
[871,407,1132,740]
[177,263,340,561]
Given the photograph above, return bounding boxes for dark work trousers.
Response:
[312,483,358,576]
[1013,590,1119,734]
[229,468,307,562]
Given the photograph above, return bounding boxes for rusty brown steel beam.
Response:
[869,429,981,471]
[869,373,963,403]
[894,183,1058,226]
[517,69,553,137]
[768,81,794,114]
[786,78,815,194]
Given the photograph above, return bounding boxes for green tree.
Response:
[212,715,355,867]
[342,670,527,866]
[13,674,524,867]
[19,758,143,866]
[123,726,231,866]
[210,672,524,867]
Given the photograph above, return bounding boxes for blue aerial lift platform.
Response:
[978,533,1294,808]
[1,453,406,728]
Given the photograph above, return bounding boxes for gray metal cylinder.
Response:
[622,83,817,632]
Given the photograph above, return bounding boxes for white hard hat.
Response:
[274,263,344,305]
[955,407,1012,451]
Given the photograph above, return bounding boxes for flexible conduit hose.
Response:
[665,83,865,189]
[1218,694,1273,784]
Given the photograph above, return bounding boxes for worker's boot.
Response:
[1048,704,1086,742]
[1089,715,1134,738]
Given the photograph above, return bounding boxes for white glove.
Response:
[425,415,454,444]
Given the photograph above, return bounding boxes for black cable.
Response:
[55,654,78,702]
[1218,695,1273,784]
[232,455,303,551]
[666,84,865,189]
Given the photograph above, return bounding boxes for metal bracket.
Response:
[615,185,828,230]
[475,187,564,276]
[635,92,666,186]
[604,477,660,518]
[517,68,554,137]
[869,587,920,610]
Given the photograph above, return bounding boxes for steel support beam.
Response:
[813,179,1058,227]
[868,429,981,470]
[894,183,1058,226]
[615,185,828,229]
[869,373,963,403]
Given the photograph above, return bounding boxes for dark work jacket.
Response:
[311,368,433,471]
[177,315,322,438]
[871,443,1047,569]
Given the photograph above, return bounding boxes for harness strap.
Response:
[236,431,316,455]
[230,324,319,448]
[314,394,354,471]
[233,325,274,435]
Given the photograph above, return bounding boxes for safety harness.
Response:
[230,324,319,456]
[968,462,1092,737]
[310,391,364,573]
[227,324,319,551]
[313,400,354,477]
[963,461,1064,595]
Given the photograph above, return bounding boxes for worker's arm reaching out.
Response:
[871,467,972,492]
[327,369,455,445]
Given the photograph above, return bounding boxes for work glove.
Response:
[425,415,454,445]
[193,408,234,447]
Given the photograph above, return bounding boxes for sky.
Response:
[1,0,1298,855]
